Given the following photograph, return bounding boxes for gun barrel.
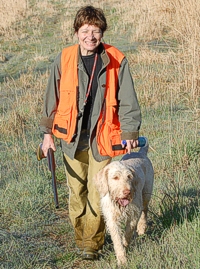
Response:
[47,148,59,208]
[37,143,59,208]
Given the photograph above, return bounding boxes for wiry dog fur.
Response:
[93,139,154,266]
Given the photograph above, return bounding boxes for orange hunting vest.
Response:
[52,44,127,157]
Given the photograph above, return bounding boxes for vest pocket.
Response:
[97,104,127,157]
[52,88,78,142]
[52,109,72,141]
[53,118,68,140]
[54,124,67,134]
[97,121,127,157]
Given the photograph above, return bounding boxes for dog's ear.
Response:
[93,167,109,197]
[127,165,135,176]
[128,167,139,190]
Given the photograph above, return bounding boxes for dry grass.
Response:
[102,0,200,111]
[0,0,27,32]
[106,0,200,42]
[130,47,200,111]
[0,70,48,137]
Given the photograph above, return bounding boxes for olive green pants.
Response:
[63,149,111,251]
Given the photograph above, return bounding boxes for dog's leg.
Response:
[106,216,127,266]
[137,186,152,235]
[101,197,127,266]
[123,201,141,247]
[137,160,154,235]
[123,213,140,247]
[137,209,148,235]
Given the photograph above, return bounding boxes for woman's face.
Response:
[76,24,103,56]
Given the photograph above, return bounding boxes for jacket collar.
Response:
[99,42,110,66]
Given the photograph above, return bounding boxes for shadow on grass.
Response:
[101,187,199,256]
[148,187,199,239]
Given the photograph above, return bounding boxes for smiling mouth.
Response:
[116,198,131,207]
[86,42,96,46]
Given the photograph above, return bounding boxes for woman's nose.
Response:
[88,33,94,38]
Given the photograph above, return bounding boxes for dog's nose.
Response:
[123,189,130,196]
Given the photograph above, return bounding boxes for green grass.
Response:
[0,0,199,268]
[0,106,199,268]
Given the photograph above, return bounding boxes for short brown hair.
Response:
[73,6,107,33]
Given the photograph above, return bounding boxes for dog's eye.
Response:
[113,176,119,180]
[127,174,132,180]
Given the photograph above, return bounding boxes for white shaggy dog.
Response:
[93,139,154,266]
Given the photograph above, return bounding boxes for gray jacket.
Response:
[40,43,141,161]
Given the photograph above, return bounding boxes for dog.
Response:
[93,138,154,266]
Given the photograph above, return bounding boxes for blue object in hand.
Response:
[122,136,146,147]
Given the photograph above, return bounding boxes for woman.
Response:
[40,5,141,260]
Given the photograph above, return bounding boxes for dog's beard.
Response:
[110,188,132,207]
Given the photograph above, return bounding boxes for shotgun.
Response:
[37,143,59,208]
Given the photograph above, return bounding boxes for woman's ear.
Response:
[74,31,78,40]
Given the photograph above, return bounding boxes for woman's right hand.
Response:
[42,134,56,157]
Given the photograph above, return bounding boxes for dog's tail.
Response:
[138,137,149,156]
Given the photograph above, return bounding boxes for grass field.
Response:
[0,0,199,268]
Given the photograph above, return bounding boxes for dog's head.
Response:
[93,161,137,207]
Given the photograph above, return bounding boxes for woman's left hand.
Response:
[121,139,138,154]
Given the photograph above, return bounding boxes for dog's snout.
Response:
[123,189,130,196]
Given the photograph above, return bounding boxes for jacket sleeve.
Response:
[39,53,61,134]
[118,57,141,140]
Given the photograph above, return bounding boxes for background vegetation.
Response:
[0,0,199,268]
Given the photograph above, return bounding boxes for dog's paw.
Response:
[137,222,147,235]
[122,237,129,247]
[117,255,127,267]
[137,213,147,235]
